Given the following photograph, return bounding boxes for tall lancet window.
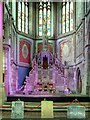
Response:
[39,1,51,37]
[62,2,65,34]
[17,1,29,34]
[39,2,43,36]
[61,1,74,34]
[22,2,24,32]
[25,2,28,34]
[70,2,73,31]
[18,2,21,31]
[66,2,69,32]
[47,2,51,36]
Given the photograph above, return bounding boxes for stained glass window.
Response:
[43,4,46,20]
[62,2,65,34]
[47,2,51,36]
[61,2,74,34]
[70,2,73,31]
[18,2,21,31]
[22,2,24,32]
[66,2,69,32]
[17,2,29,34]
[39,2,43,36]
[25,2,28,34]
[39,2,51,37]
[6,0,9,5]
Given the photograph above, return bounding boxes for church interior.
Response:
[0,0,90,119]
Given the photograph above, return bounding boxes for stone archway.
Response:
[76,67,82,94]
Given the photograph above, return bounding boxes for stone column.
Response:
[85,14,90,96]
[3,46,9,96]
[69,67,76,92]
[64,66,69,87]
[0,2,3,119]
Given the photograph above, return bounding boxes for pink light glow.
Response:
[0,2,2,38]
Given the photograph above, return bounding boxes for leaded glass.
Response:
[22,2,24,32]
[47,9,50,36]
[39,2,51,37]
[61,1,74,34]
[6,0,9,5]
[39,9,43,36]
[66,2,69,32]
[62,3,65,34]
[43,4,46,20]
[18,2,21,31]
[17,2,29,34]
[70,2,73,31]
[24,5,26,33]
[26,4,28,34]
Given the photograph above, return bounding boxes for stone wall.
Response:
[85,10,90,95]
[75,2,90,95]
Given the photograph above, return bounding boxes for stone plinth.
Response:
[41,100,53,118]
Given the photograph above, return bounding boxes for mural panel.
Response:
[38,43,43,53]
[59,36,74,65]
[48,44,53,53]
[37,42,53,53]
[19,40,31,65]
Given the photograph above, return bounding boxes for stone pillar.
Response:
[85,47,90,96]
[85,14,90,96]
[0,2,3,119]
[3,43,14,95]
[64,66,69,88]
[73,69,77,93]
[69,67,76,92]
[3,45,9,95]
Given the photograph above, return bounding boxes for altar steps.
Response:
[7,95,90,102]
[1,101,90,119]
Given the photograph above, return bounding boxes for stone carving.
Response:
[11,99,24,119]
[67,106,85,119]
